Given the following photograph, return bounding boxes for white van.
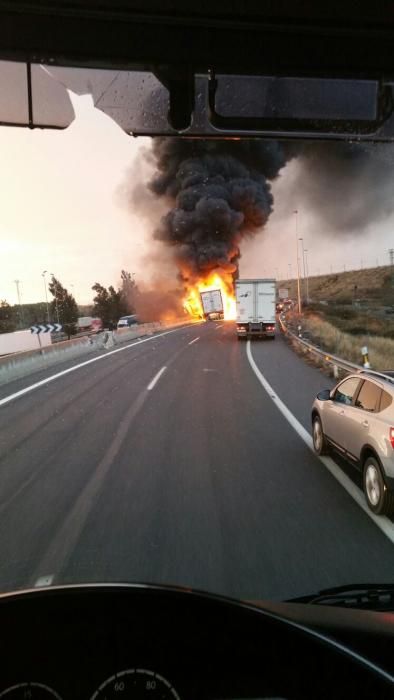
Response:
[117,315,139,329]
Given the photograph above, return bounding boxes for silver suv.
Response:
[312,371,394,517]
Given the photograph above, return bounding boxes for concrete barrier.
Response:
[0,318,195,387]
[0,335,98,386]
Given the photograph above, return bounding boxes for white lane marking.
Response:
[246,340,394,544]
[215,324,224,329]
[0,326,191,409]
[34,574,54,587]
[31,387,150,582]
[147,366,167,391]
[188,336,200,346]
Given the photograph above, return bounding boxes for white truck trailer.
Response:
[235,278,276,339]
[200,289,224,320]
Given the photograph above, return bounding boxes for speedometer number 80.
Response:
[91,669,180,699]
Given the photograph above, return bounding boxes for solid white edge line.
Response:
[0,326,191,409]
[246,340,394,544]
[147,366,167,391]
[188,337,200,346]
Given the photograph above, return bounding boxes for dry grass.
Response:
[305,306,394,338]
[303,315,394,370]
[280,265,394,305]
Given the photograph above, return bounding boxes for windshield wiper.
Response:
[288,583,394,611]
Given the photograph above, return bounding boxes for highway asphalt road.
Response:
[0,322,393,601]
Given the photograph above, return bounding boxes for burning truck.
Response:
[199,288,224,321]
[148,139,284,323]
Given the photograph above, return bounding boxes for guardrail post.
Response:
[333,364,339,379]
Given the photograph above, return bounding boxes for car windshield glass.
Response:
[1,35,394,605]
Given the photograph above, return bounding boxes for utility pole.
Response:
[14,279,25,328]
[294,210,301,314]
[389,249,394,266]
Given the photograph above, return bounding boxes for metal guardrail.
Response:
[279,314,394,383]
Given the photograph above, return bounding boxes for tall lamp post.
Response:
[294,210,302,314]
[299,238,307,279]
[299,237,308,304]
[42,270,50,323]
[304,249,310,304]
[14,279,25,328]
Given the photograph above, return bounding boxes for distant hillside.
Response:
[77,305,93,317]
[281,265,394,306]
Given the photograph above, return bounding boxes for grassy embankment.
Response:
[280,265,394,370]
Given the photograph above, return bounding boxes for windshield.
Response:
[0,72,394,605]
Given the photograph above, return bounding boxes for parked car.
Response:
[312,371,394,516]
[117,314,139,328]
[77,316,103,333]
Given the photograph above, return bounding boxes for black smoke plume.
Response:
[137,138,394,298]
[149,139,287,285]
[283,141,394,233]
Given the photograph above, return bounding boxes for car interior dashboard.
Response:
[0,584,392,699]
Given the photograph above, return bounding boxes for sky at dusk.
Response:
[2,93,394,307]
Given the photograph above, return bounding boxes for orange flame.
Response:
[183,273,236,321]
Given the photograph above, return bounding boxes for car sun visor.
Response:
[1,61,394,141]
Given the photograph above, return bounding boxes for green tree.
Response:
[48,276,78,339]
[120,269,138,313]
[92,281,129,328]
[92,283,110,326]
[0,300,17,333]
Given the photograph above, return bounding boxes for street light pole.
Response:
[304,249,310,304]
[294,210,302,314]
[299,238,307,279]
[42,270,50,323]
[14,279,25,328]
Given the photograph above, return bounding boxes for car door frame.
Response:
[322,376,363,455]
[340,378,384,469]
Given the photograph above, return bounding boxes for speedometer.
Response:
[91,669,181,700]
[0,684,62,698]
